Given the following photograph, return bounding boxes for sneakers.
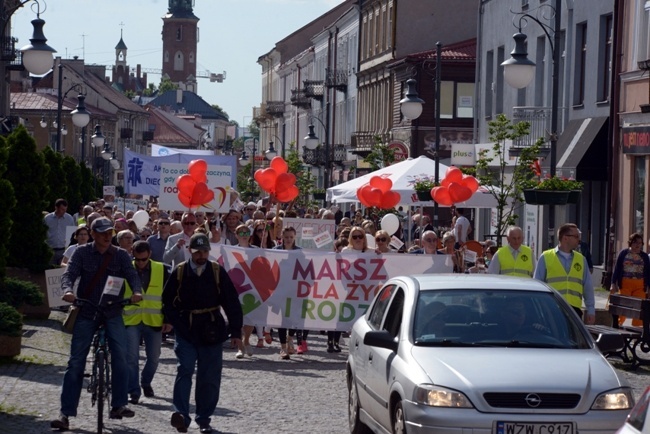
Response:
[235,349,244,359]
[245,344,253,356]
[142,384,155,398]
[327,341,335,353]
[333,342,342,353]
[50,413,69,431]
[199,423,214,433]
[129,393,140,404]
[171,411,188,433]
[297,341,308,354]
[109,406,135,419]
[296,341,304,354]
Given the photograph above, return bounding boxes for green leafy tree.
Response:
[62,156,83,213]
[475,114,542,246]
[211,104,229,120]
[285,142,313,208]
[3,126,51,271]
[159,77,178,93]
[124,89,136,99]
[41,147,67,209]
[142,83,156,97]
[79,161,97,204]
[236,162,259,203]
[0,137,16,279]
[363,135,396,171]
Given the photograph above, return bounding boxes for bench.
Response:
[586,294,650,369]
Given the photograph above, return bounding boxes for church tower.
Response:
[112,30,129,87]
[161,0,199,93]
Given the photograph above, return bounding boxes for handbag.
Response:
[61,248,114,334]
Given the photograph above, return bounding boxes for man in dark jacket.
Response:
[162,233,243,433]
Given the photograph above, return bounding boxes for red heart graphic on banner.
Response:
[232,252,280,302]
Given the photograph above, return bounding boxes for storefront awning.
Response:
[547,117,608,180]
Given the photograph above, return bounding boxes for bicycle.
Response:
[76,297,131,434]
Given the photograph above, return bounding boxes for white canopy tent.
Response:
[327,155,501,208]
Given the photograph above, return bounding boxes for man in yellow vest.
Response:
[533,223,595,324]
[487,226,535,276]
[124,240,171,404]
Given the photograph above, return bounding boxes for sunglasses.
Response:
[134,257,149,263]
[237,231,251,237]
[351,234,364,240]
[183,222,197,226]
[158,221,170,225]
[375,237,387,242]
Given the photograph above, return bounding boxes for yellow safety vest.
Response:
[496,245,534,277]
[542,249,585,309]
[123,260,164,327]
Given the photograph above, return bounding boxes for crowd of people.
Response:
[43,196,648,433]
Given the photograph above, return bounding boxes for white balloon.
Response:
[132,210,149,230]
[365,233,376,249]
[381,213,400,235]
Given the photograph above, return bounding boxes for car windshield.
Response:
[412,289,591,349]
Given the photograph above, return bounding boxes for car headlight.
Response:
[414,385,474,408]
[591,389,635,410]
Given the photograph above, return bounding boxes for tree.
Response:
[363,135,396,170]
[159,77,178,93]
[41,147,67,209]
[0,137,16,279]
[236,162,259,203]
[2,126,51,271]
[62,156,83,213]
[79,161,97,204]
[285,142,313,209]
[142,83,156,97]
[211,104,229,120]
[475,114,542,246]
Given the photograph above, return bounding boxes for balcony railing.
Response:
[303,80,324,100]
[511,106,552,155]
[325,68,348,91]
[302,144,347,166]
[265,101,285,118]
[290,89,311,109]
[0,36,16,61]
[351,131,390,156]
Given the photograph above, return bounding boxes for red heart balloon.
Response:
[379,191,400,209]
[176,174,196,194]
[357,185,372,207]
[179,193,192,209]
[188,159,208,183]
[270,156,288,174]
[255,168,278,193]
[462,175,480,193]
[191,182,214,207]
[445,166,463,184]
[275,172,296,192]
[432,186,453,206]
[448,182,472,203]
[367,187,383,207]
[276,185,299,202]
[369,176,393,193]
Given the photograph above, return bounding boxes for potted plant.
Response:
[313,188,326,200]
[410,175,438,201]
[0,302,23,357]
[522,176,584,205]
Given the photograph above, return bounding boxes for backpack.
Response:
[176,261,221,290]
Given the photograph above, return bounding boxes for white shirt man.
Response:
[44,198,76,265]
[453,208,471,245]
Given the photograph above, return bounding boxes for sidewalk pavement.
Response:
[0,311,349,434]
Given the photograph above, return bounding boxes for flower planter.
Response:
[0,335,21,357]
[416,191,432,201]
[523,189,570,205]
[567,190,581,204]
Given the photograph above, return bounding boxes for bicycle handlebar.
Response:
[74,297,133,309]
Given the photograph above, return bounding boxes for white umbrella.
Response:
[327,155,502,208]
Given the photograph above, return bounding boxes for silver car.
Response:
[347,274,634,434]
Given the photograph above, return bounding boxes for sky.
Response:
[12,0,346,126]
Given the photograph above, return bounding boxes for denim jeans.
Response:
[125,323,162,397]
[172,333,223,427]
[60,315,129,416]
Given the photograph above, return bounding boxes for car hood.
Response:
[411,347,624,394]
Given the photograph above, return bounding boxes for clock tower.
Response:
[161,0,199,92]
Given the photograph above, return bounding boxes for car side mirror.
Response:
[364,330,398,352]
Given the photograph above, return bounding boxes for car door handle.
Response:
[368,353,373,362]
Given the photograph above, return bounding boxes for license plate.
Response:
[496,421,575,434]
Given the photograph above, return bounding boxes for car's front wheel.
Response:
[348,379,371,434]
[393,400,406,434]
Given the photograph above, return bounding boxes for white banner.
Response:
[217,246,453,330]
[158,163,232,212]
[45,268,69,308]
[151,144,214,156]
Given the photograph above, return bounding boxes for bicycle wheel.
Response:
[96,350,105,434]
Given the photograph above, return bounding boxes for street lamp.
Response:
[265,141,277,160]
[501,0,561,248]
[55,64,91,153]
[303,103,330,190]
[91,124,106,148]
[399,41,442,228]
[19,1,56,76]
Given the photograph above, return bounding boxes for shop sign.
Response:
[622,126,650,154]
[388,141,409,163]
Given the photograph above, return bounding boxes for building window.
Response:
[440,81,475,119]
[634,157,646,234]
[164,51,169,63]
[485,50,493,118]
[598,14,613,102]
[176,26,183,41]
[496,46,504,115]
[574,22,587,105]
[174,51,184,71]
[636,0,650,64]
[534,35,546,107]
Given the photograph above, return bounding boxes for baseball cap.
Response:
[189,233,211,252]
[91,217,114,233]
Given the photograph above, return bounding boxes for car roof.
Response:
[393,274,554,293]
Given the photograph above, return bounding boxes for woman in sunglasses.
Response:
[250,219,275,249]
[341,226,372,253]
[374,230,393,254]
